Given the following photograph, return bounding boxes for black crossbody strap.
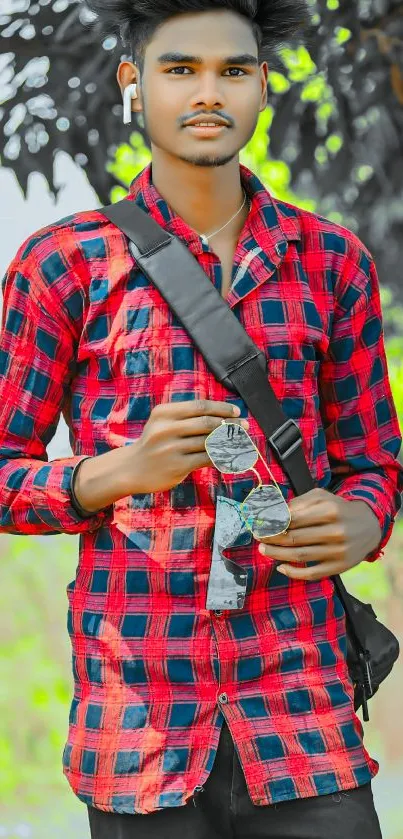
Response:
[102,200,267,390]
[100,198,367,653]
[229,359,314,495]
[101,199,313,496]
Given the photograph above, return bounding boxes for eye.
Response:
[224,68,247,76]
[165,66,248,76]
[166,66,192,75]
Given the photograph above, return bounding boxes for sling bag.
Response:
[100,198,400,721]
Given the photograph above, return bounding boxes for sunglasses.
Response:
[206,494,250,611]
[204,421,291,612]
[205,421,291,540]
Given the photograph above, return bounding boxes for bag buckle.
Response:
[269,420,302,462]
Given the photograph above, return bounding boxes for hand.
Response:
[127,399,249,495]
[258,487,382,581]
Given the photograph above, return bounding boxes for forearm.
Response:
[0,455,113,535]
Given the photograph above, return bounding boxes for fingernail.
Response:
[241,419,249,429]
[259,544,266,554]
[277,566,287,575]
[232,405,241,416]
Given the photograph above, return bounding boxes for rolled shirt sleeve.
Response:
[0,240,113,535]
[319,250,403,560]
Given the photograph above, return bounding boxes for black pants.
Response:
[87,720,382,839]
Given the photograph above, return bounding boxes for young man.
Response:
[0,1,402,837]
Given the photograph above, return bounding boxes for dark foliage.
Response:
[1,1,403,299]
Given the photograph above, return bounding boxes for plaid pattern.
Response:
[0,163,402,815]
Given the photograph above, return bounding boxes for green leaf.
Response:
[279,46,317,82]
[335,27,352,45]
[326,134,343,154]
[267,71,291,94]
[301,74,327,102]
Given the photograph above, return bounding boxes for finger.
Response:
[260,524,344,548]
[259,542,345,564]
[155,399,243,420]
[288,499,339,530]
[177,416,249,438]
[276,556,354,582]
[180,434,214,453]
[288,487,329,512]
[183,452,213,471]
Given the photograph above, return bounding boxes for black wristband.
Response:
[70,457,101,519]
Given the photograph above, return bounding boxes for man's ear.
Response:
[260,61,269,111]
[116,60,143,112]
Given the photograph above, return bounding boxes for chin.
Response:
[177,151,237,167]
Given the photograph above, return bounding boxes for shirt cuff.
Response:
[29,455,113,534]
[70,456,103,519]
[333,478,394,562]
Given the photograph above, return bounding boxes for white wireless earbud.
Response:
[123,83,137,125]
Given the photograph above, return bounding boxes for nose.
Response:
[189,71,226,111]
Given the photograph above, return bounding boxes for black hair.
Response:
[83,0,311,73]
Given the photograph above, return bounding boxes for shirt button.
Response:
[214,610,223,617]
[218,692,229,704]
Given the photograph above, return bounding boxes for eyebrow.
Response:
[156,52,259,66]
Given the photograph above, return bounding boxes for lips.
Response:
[190,122,224,127]
[184,117,230,128]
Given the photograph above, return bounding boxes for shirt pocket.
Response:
[265,358,326,484]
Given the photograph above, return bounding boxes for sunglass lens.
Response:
[215,496,244,548]
[240,484,290,539]
[205,422,257,474]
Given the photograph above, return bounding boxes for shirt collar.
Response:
[127,162,301,260]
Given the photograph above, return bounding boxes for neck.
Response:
[150,148,247,242]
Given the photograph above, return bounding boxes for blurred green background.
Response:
[1,4,403,836]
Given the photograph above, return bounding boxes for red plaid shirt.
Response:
[0,163,401,814]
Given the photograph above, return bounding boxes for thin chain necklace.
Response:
[198,191,250,245]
